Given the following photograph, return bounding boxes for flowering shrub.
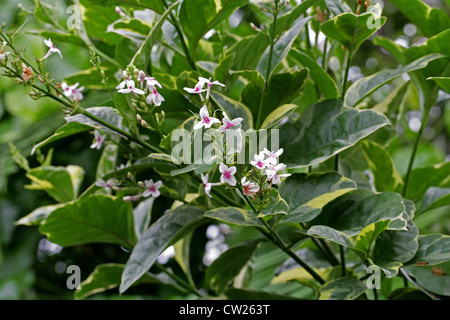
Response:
[2,0,450,300]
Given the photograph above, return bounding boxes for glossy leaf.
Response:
[354,220,390,260]
[211,92,253,130]
[406,162,450,200]
[307,225,355,248]
[324,0,351,16]
[318,276,367,300]
[257,16,311,80]
[229,70,265,88]
[15,204,65,226]
[310,189,407,236]
[345,54,445,107]
[407,234,450,266]
[120,205,205,293]
[279,99,390,168]
[96,144,118,180]
[361,140,403,193]
[205,207,264,227]
[290,49,339,99]
[258,189,289,218]
[180,0,249,57]
[428,77,450,93]
[205,240,259,294]
[261,104,297,129]
[403,262,450,296]
[278,172,357,224]
[40,195,137,248]
[133,197,154,239]
[419,187,450,214]
[320,12,386,50]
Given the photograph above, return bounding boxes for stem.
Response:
[255,4,279,129]
[160,0,197,70]
[259,218,325,284]
[76,106,165,154]
[340,245,346,276]
[154,263,202,297]
[300,223,339,266]
[322,37,328,69]
[341,49,353,100]
[402,62,450,197]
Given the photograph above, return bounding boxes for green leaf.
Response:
[307,225,355,248]
[361,140,404,193]
[15,204,65,226]
[25,165,85,203]
[180,0,249,58]
[174,232,195,289]
[427,77,450,93]
[64,67,116,90]
[372,201,419,276]
[205,207,264,227]
[344,54,445,107]
[279,99,390,168]
[88,0,165,14]
[120,205,205,293]
[96,144,119,180]
[107,18,152,40]
[407,234,450,266]
[205,240,259,294]
[419,187,450,214]
[75,263,177,300]
[372,36,406,65]
[258,189,289,217]
[129,0,181,70]
[133,197,154,239]
[389,0,450,37]
[320,12,386,50]
[388,287,432,300]
[257,16,311,80]
[310,189,407,236]
[278,172,357,224]
[318,276,367,300]
[290,49,339,99]
[354,220,390,260]
[406,162,450,200]
[27,30,87,48]
[261,104,297,129]
[224,287,302,300]
[229,70,265,88]
[80,0,121,45]
[39,195,137,248]
[210,92,253,130]
[403,262,450,296]
[31,122,90,155]
[65,107,130,136]
[324,0,351,16]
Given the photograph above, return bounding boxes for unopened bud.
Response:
[138,181,145,188]
[115,6,125,16]
[127,172,134,180]
[136,114,143,122]
[141,120,150,129]
[250,23,260,31]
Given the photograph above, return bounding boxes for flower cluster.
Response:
[116,70,164,107]
[251,148,291,185]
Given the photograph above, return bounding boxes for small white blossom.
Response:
[217,115,243,133]
[193,105,220,130]
[90,130,106,150]
[117,79,145,95]
[124,193,143,202]
[265,163,291,185]
[142,179,162,198]
[146,88,165,106]
[201,77,225,100]
[0,41,10,61]
[251,152,267,170]
[183,77,208,100]
[95,178,120,191]
[263,148,283,165]
[146,77,162,90]
[42,38,62,60]
[241,177,260,197]
[62,82,84,101]
[219,163,237,186]
[201,173,220,198]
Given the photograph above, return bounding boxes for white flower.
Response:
[183,78,208,100]
[241,177,259,197]
[219,163,237,186]
[42,38,62,60]
[201,77,225,100]
[265,163,291,185]
[263,148,284,165]
[115,6,125,16]
[0,41,10,61]
[137,70,147,88]
[146,77,162,90]
[142,179,162,198]
[90,130,106,150]
[95,178,120,191]
[193,105,220,130]
[146,88,165,106]
[201,173,220,198]
[117,79,145,95]
[251,152,267,170]
[124,193,142,202]
[62,82,84,101]
[217,115,243,133]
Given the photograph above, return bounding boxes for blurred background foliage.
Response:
[0,0,449,299]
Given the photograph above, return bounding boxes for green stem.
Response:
[154,263,201,297]
[340,245,346,276]
[322,37,328,69]
[402,62,450,197]
[160,0,197,70]
[259,218,325,284]
[341,49,353,100]
[255,4,279,129]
